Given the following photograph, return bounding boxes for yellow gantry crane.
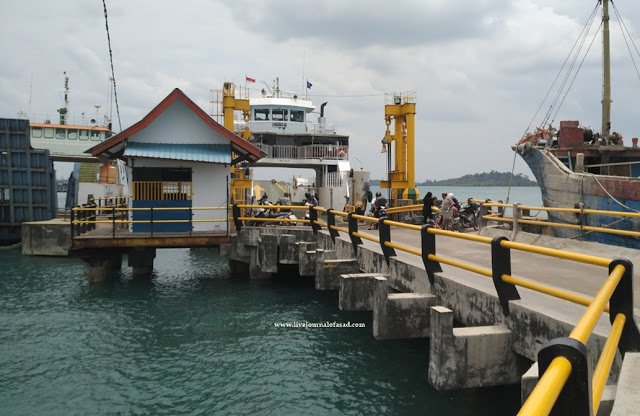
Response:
[380,92,420,202]
[222,82,254,204]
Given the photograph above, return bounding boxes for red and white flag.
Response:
[245,76,256,83]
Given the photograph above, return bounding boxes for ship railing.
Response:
[296,144,347,160]
[322,171,344,187]
[70,205,230,238]
[235,204,637,416]
[255,143,348,161]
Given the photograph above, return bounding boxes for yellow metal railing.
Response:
[250,204,636,415]
[71,204,229,238]
[481,201,640,240]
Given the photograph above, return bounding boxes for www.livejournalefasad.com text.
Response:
[273,321,366,329]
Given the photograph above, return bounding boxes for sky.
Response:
[2,0,640,181]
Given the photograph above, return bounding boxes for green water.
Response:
[0,248,520,415]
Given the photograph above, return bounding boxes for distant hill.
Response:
[421,171,537,187]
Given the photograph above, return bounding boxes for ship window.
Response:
[290,110,304,122]
[254,109,270,121]
[44,128,54,139]
[32,128,43,138]
[67,129,78,140]
[55,128,66,140]
[90,130,102,141]
[272,109,288,121]
[79,130,89,140]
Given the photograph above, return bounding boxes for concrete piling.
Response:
[128,247,156,277]
[258,234,279,273]
[372,276,436,340]
[315,258,359,291]
[428,306,520,390]
[278,234,298,264]
[297,242,317,276]
[338,273,385,311]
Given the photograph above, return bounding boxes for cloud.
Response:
[227,0,512,49]
[1,0,639,184]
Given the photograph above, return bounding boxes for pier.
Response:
[19,201,640,415]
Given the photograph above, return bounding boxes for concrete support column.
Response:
[373,276,436,340]
[315,259,359,291]
[229,259,249,277]
[258,233,279,273]
[249,246,271,279]
[298,242,317,276]
[128,247,156,277]
[279,234,297,264]
[338,273,383,311]
[314,249,336,276]
[83,250,122,282]
[428,306,520,390]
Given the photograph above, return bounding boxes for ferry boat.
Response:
[514,0,640,249]
[231,78,369,211]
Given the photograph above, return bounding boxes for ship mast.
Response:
[601,0,611,139]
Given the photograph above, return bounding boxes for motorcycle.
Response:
[370,205,388,230]
[458,202,480,231]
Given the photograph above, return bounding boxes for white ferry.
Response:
[232,78,368,210]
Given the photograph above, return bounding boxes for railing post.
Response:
[309,206,320,234]
[80,205,86,234]
[378,218,396,264]
[421,225,442,286]
[491,236,520,315]
[150,207,154,237]
[609,258,640,353]
[112,206,116,238]
[189,207,193,236]
[538,337,592,416]
[478,203,489,228]
[70,206,75,239]
[232,204,242,231]
[511,203,521,240]
[347,212,362,255]
[327,209,339,242]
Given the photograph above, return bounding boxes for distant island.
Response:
[371,171,537,187]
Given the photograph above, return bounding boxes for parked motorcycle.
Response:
[458,201,480,231]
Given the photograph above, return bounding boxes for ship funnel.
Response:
[318,102,328,131]
[320,102,328,117]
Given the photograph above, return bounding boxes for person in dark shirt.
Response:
[422,191,434,224]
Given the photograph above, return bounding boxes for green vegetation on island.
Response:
[420,171,537,187]
[370,172,537,187]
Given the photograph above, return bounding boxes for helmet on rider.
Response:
[375,191,381,197]
[447,193,454,199]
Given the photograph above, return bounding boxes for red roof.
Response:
[87,88,264,163]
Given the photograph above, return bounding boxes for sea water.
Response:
[0,247,522,415]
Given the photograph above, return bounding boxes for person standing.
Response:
[422,191,434,224]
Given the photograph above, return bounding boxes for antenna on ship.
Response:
[602,0,612,140]
[57,72,70,125]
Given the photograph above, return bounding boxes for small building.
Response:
[88,88,264,233]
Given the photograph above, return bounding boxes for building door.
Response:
[131,167,192,233]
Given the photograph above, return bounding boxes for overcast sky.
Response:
[2,0,640,181]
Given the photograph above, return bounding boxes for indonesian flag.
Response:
[245,76,256,83]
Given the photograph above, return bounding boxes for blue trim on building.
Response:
[124,143,231,164]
